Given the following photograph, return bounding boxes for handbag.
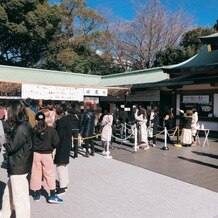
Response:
[147,127,153,138]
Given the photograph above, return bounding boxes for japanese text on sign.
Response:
[22,84,84,101]
[83,88,108,96]
[183,95,209,104]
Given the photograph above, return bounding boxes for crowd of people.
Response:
[0,99,114,218]
[0,99,199,217]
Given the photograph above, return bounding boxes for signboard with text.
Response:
[183,95,209,104]
[127,90,160,101]
[83,88,108,96]
[22,84,84,101]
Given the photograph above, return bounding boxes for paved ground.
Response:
[108,136,218,192]
[0,137,218,218]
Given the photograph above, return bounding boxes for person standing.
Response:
[164,108,174,143]
[179,110,193,147]
[67,106,81,159]
[0,100,34,218]
[191,109,198,146]
[150,110,159,147]
[134,106,149,150]
[30,112,62,204]
[101,110,113,155]
[81,107,96,157]
[55,106,74,195]
[23,98,37,128]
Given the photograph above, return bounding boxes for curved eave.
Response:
[0,65,101,87]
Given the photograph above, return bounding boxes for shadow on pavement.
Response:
[192,151,218,159]
[178,156,218,169]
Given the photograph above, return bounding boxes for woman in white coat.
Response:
[191,109,198,146]
[134,107,149,150]
[101,111,113,154]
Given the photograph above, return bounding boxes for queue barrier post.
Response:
[134,124,138,152]
[161,127,169,150]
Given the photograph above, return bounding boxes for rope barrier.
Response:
[167,126,179,138]
[72,124,180,156]
[112,132,134,141]
[73,133,102,141]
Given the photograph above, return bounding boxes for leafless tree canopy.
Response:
[102,0,192,70]
[0,82,21,96]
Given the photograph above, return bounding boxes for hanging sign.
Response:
[183,95,209,104]
[83,88,108,96]
[22,84,84,101]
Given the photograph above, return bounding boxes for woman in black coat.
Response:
[150,110,160,147]
[54,107,74,195]
[1,100,34,218]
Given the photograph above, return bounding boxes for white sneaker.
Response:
[152,144,156,147]
[144,146,150,150]
[102,151,110,155]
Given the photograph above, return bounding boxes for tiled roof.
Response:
[0,65,168,88]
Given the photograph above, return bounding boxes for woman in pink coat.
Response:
[101,111,113,154]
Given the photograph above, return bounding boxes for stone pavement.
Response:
[0,140,218,218]
[109,137,218,192]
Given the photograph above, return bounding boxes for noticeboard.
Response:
[22,84,84,101]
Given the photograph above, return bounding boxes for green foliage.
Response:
[180,27,217,53]
[0,0,62,66]
[154,27,217,67]
[154,47,187,67]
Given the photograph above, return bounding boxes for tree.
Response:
[40,0,122,75]
[60,0,106,45]
[101,0,192,70]
[213,20,218,31]
[0,0,62,66]
[154,47,187,67]
[154,27,217,67]
[180,27,217,56]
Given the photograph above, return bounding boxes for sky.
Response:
[50,0,218,27]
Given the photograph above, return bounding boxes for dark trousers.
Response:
[72,129,79,157]
[152,135,157,144]
[165,123,173,142]
[84,138,94,153]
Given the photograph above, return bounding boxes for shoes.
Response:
[144,146,150,150]
[102,151,110,155]
[84,152,89,158]
[33,194,40,202]
[90,152,95,156]
[191,141,197,146]
[56,188,66,196]
[152,144,156,147]
[48,195,63,204]
[73,155,78,159]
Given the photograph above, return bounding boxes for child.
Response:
[30,112,63,204]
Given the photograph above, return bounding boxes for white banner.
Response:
[127,90,160,101]
[84,88,108,96]
[183,95,209,104]
[22,84,84,101]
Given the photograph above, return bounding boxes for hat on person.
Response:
[35,112,45,121]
